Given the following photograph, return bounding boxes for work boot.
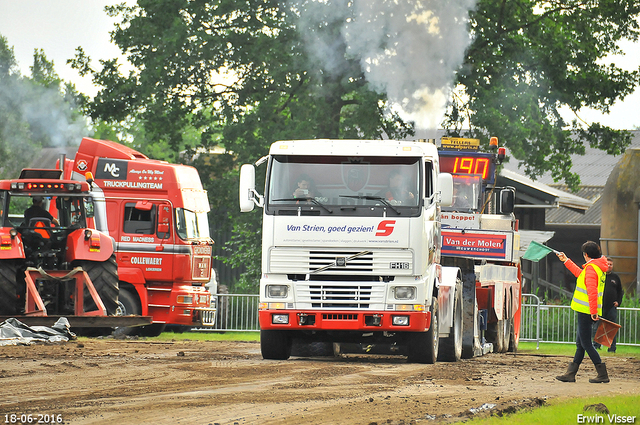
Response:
[589,363,610,383]
[556,362,580,382]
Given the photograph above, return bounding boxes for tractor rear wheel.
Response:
[74,255,119,315]
[0,260,20,315]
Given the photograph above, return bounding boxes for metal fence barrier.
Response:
[519,293,640,348]
[211,294,260,332]
[520,293,542,349]
[198,294,640,348]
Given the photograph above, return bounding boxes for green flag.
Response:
[523,241,555,262]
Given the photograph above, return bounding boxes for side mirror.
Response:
[135,200,153,211]
[84,197,95,218]
[498,188,515,214]
[438,173,453,207]
[239,164,256,212]
[157,204,171,237]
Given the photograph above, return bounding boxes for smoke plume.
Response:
[0,72,86,177]
[291,0,477,130]
[0,77,86,147]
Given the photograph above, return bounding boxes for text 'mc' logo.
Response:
[95,158,128,180]
[104,162,120,178]
[376,220,396,237]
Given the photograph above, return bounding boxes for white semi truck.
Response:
[239,139,476,363]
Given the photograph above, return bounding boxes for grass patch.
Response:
[517,342,640,359]
[468,394,640,424]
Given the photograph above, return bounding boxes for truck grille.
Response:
[310,284,372,308]
[269,248,413,275]
[323,313,358,320]
[296,282,386,309]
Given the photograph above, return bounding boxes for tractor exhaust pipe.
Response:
[59,154,66,178]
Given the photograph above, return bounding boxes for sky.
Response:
[0,0,132,96]
[1,0,640,131]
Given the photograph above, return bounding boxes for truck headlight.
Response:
[272,314,289,324]
[392,316,410,326]
[394,286,416,300]
[176,295,193,304]
[266,285,288,298]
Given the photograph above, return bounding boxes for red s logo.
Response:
[376,220,396,236]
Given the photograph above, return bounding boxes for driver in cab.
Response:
[378,170,415,204]
[24,196,59,226]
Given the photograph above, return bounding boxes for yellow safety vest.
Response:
[570,263,605,315]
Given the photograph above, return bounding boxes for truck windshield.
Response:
[266,155,421,216]
[442,174,482,213]
[175,208,210,240]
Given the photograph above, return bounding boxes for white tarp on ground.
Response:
[0,317,76,346]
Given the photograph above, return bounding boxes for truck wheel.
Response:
[507,317,518,352]
[260,330,292,360]
[438,280,463,362]
[291,340,335,357]
[75,255,119,315]
[113,287,141,337]
[0,260,20,315]
[487,316,509,353]
[138,324,167,337]
[407,296,439,364]
[486,321,503,352]
[487,296,510,353]
[461,271,479,359]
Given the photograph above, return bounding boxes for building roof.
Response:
[502,130,640,186]
[502,130,640,226]
[498,169,593,212]
[545,185,603,227]
[518,229,556,259]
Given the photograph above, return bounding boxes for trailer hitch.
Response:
[23,267,107,317]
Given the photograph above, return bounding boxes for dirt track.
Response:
[1,339,639,424]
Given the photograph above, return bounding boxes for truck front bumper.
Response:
[259,309,431,332]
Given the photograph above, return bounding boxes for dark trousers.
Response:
[593,307,619,351]
[574,312,602,366]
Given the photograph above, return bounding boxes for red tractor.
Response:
[0,168,119,323]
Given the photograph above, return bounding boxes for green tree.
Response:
[73,0,413,291]
[27,49,89,148]
[0,35,34,178]
[73,0,640,289]
[74,1,411,156]
[0,35,88,179]
[445,0,640,190]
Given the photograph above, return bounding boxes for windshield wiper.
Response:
[272,198,333,214]
[339,195,400,215]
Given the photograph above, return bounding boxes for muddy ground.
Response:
[1,338,639,425]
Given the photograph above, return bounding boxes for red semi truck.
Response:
[438,136,522,355]
[61,137,216,335]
